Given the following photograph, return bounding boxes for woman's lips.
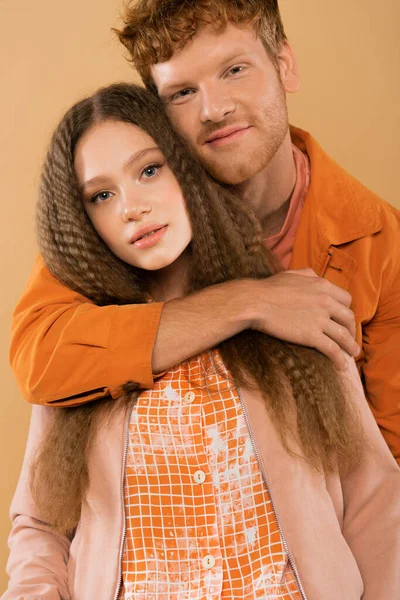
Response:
[132,225,168,249]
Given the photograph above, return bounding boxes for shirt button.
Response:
[183,391,196,404]
[202,554,215,570]
[194,470,206,484]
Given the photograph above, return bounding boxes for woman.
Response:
[3,83,400,600]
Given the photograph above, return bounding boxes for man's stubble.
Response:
[193,84,289,186]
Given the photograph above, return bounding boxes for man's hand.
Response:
[153,269,358,374]
[247,268,359,370]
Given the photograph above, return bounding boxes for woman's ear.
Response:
[278,42,301,93]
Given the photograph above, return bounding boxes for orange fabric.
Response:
[119,350,300,599]
[265,145,310,269]
[9,128,400,464]
[9,255,164,405]
[289,126,400,463]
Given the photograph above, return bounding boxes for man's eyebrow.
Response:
[80,146,160,192]
[219,51,252,67]
[158,80,193,98]
[158,51,252,97]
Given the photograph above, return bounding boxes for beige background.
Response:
[1,0,399,591]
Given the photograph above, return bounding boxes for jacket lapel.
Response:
[289,126,382,290]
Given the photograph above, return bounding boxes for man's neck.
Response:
[233,129,296,238]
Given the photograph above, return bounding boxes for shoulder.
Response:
[292,126,400,245]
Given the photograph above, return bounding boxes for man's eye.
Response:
[229,66,244,75]
[91,191,112,203]
[171,89,193,101]
[141,163,162,179]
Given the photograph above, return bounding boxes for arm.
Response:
[3,407,71,600]
[11,256,358,407]
[10,255,164,406]
[340,358,400,600]
[154,268,358,375]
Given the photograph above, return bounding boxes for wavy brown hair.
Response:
[32,83,362,536]
[116,0,287,91]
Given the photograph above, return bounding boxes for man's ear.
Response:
[278,42,301,93]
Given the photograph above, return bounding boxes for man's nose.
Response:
[121,192,152,222]
[199,86,236,123]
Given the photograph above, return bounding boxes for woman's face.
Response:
[74,119,192,271]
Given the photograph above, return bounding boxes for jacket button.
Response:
[183,391,196,404]
[202,554,215,569]
[194,470,206,484]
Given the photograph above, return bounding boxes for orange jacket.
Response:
[10,127,400,461]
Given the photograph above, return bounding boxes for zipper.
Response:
[236,387,308,600]
[113,401,135,600]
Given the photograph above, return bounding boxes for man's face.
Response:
[152,23,298,185]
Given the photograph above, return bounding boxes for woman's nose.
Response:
[121,194,152,222]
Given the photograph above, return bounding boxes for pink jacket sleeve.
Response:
[340,358,400,600]
[2,408,71,600]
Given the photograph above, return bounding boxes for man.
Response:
[10,0,400,462]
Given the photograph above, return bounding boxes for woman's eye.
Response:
[92,191,113,203]
[141,163,162,179]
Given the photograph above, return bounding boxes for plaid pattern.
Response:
[120,351,301,599]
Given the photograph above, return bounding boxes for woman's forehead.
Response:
[74,120,160,186]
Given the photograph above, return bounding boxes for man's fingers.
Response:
[323,320,360,358]
[326,302,356,339]
[283,270,353,308]
[313,335,350,371]
[319,279,352,308]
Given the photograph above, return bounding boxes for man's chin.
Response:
[202,158,264,186]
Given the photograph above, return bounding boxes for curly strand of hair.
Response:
[38,107,150,306]
[271,343,363,472]
[165,155,229,288]
[220,189,278,278]
[206,185,359,472]
[29,391,138,535]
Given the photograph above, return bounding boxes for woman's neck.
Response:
[150,251,189,303]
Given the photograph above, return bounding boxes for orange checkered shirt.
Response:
[119,350,301,599]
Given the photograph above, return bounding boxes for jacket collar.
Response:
[290,126,382,246]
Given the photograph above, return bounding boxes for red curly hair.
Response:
[116,0,287,90]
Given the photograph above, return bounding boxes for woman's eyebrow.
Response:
[80,175,110,192]
[80,146,160,192]
[122,146,159,172]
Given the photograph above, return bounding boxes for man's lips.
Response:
[204,125,251,147]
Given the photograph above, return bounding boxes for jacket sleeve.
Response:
[341,358,400,600]
[2,407,71,600]
[10,255,164,406]
[361,254,400,465]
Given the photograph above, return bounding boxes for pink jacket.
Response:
[3,358,400,600]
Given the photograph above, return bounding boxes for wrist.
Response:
[223,278,258,332]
